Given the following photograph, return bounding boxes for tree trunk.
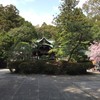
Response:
[68,33,82,62]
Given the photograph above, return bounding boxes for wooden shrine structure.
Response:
[32,37,55,59]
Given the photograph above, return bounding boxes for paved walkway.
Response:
[0,69,100,100]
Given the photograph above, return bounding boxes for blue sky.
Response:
[0,0,87,26]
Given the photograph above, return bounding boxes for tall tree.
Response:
[91,21,100,41]
[83,0,100,41]
[0,4,37,67]
[54,0,92,62]
[83,0,100,21]
[0,4,24,32]
[4,23,36,47]
[35,22,57,39]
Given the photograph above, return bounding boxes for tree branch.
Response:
[68,33,82,62]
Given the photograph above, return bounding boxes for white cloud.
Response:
[59,0,64,3]
[0,0,35,6]
[0,0,17,6]
[24,0,34,2]
[52,6,60,14]
[77,0,87,8]
[20,10,54,26]
[53,6,59,11]
[0,0,53,26]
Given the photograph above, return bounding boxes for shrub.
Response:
[43,62,60,75]
[0,58,7,68]
[34,60,46,73]
[8,59,93,75]
[58,60,68,74]
[19,62,32,74]
[32,60,61,74]
[66,62,93,75]
[7,60,24,73]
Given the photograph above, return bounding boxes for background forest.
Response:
[0,0,100,68]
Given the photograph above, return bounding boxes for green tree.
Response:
[8,42,32,61]
[83,0,100,21]
[35,22,57,39]
[0,20,36,64]
[0,4,24,32]
[8,22,36,41]
[0,4,37,67]
[54,0,92,62]
[91,21,100,41]
[82,0,100,41]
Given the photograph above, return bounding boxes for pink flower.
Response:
[86,41,100,62]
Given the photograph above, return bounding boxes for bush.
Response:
[66,62,93,75]
[19,62,33,74]
[58,60,68,74]
[7,60,24,73]
[43,62,60,75]
[34,60,46,73]
[7,60,93,75]
[0,58,7,68]
[31,60,61,74]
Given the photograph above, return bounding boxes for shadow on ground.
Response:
[0,69,100,100]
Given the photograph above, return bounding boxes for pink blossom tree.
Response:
[85,41,100,64]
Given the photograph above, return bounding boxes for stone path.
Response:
[0,69,100,100]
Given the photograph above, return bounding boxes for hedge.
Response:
[65,62,93,75]
[7,60,93,75]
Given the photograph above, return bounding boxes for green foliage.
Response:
[0,58,6,68]
[0,4,24,32]
[32,60,46,73]
[7,60,24,72]
[54,3,92,62]
[8,59,93,75]
[66,62,93,75]
[83,0,100,21]
[8,42,32,61]
[7,24,36,43]
[43,60,61,74]
[0,33,14,51]
[35,22,57,39]
[91,21,100,41]
[0,3,99,73]
[19,62,33,74]
[0,22,36,64]
[0,4,37,66]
